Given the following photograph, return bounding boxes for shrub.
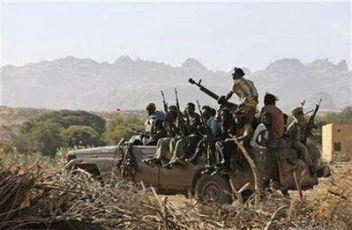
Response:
[323,106,352,124]
[103,115,144,145]
[28,122,64,157]
[13,110,105,157]
[21,110,106,135]
[62,125,102,147]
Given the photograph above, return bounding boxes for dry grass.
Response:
[0,149,351,229]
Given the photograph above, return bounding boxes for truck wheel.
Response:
[195,174,232,204]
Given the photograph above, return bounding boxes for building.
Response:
[322,124,352,162]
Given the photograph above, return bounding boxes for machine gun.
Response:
[304,99,322,144]
[161,90,168,113]
[188,78,238,110]
[188,78,219,101]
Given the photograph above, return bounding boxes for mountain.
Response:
[1,56,351,112]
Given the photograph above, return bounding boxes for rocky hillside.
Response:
[1,56,351,111]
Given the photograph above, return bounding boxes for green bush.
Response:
[323,106,352,124]
[20,110,106,135]
[62,125,102,147]
[104,115,144,145]
[13,110,105,157]
[28,122,64,157]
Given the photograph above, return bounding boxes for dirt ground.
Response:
[165,162,352,229]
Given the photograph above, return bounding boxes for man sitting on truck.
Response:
[187,105,220,165]
[260,93,285,145]
[286,106,316,177]
[129,102,167,146]
[144,105,179,166]
[164,103,202,168]
[214,108,238,173]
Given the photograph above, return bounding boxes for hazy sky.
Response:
[1,1,351,71]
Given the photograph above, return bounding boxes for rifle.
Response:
[161,90,168,113]
[196,100,205,125]
[174,88,188,136]
[304,99,322,143]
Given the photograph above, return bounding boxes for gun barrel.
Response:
[188,78,219,101]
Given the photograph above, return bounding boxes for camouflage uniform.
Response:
[167,105,202,166]
[188,112,220,165]
[169,113,201,160]
[146,107,180,164]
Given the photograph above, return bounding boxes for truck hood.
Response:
[67,145,121,159]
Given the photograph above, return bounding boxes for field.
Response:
[0,149,351,229]
[0,106,351,229]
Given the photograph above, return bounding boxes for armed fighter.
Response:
[65,67,330,204]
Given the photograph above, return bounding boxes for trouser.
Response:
[154,137,172,161]
[169,134,200,162]
[241,104,256,126]
[291,141,314,171]
[216,139,238,170]
[206,142,216,167]
[190,138,216,166]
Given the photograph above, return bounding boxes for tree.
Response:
[21,110,106,135]
[27,122,63,157]
[13,110,106,156]
[62,125,102,147]
[320,106,352,125]
[103,115,144,145]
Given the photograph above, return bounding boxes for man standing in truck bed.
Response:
[220,67,258,125]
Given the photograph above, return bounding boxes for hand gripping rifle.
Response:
[304,98,322,144]
[161,90,168,113]
[175,88,188,136]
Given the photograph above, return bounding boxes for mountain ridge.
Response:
[1,56,351,112]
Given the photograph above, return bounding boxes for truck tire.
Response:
[195,174,232,204]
